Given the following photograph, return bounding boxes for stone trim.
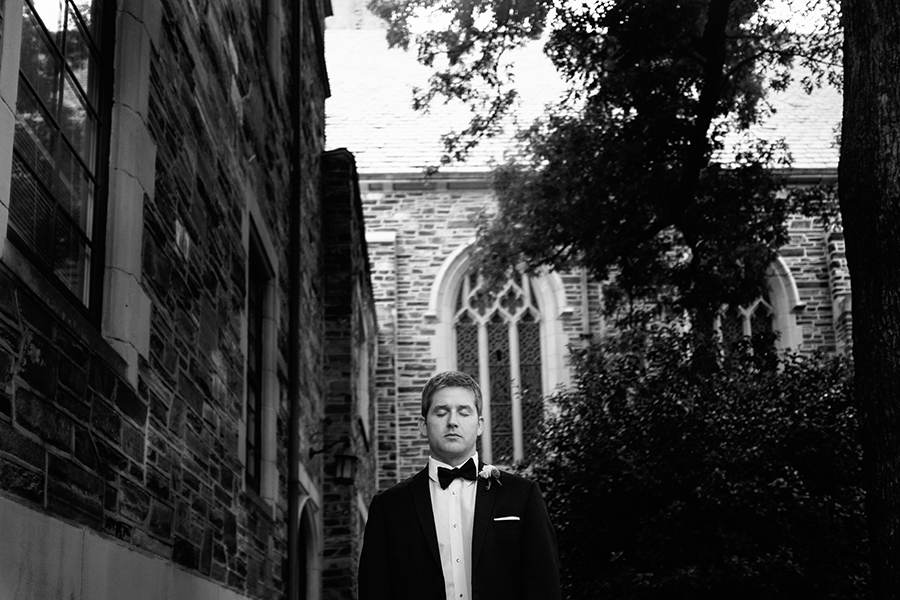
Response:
[766,257,804,350]
[101,0,162,385]
[0,0,23,263]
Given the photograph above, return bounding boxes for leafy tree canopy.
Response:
[368,0,841,323]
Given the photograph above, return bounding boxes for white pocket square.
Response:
[493,516,520,521]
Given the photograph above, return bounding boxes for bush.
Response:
[529,329,867,599]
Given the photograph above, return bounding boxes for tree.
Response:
[528,328,866,599]
[839,1,900,595]
[368,0,840,338]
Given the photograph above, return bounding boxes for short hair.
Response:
[421,371,483,417]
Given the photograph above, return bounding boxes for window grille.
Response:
[454,270,543,464]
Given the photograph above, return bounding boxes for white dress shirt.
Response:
[427,453,479,600]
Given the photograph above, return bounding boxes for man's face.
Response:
[418,386,484,467]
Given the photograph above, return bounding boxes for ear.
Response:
[476,414,484,436]
[417,415,427,437]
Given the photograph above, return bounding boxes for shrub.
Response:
[529,328,867,599]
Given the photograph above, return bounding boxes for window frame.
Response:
[241,213,279,512]
[7,0,116,323]
[428,243,570,465]
[716,257,804,352]
[245,227,269,495]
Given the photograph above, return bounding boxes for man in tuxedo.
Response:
[358,371,561,600]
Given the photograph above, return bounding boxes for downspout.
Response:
[287,0,304,598]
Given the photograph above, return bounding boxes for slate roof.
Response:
[325,27,842,177]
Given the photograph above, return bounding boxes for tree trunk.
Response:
[840,2,900,595]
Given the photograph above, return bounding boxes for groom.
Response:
[358,371,561,600]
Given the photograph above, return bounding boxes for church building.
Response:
[325,0,849,495]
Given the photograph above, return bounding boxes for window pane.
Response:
[20,4,63,111]
[52,210,88,298]
[61,68,96,169]
[30,0,65,32]
[9,158,55,264]
[64,10,97,106]
[487,313,512,464]
[56,128,93,229]
[71,0,102,41]
[14,82,58,192]
[455,312,479,381]
[750,299,774,339]
[518,313,543,458]
[721,305,744,348]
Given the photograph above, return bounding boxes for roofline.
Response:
[358,170,495,191]
[356,167,838,191]
[774,167,838,185]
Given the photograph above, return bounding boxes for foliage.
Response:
[369,0,842,323]
[526,327,867,599]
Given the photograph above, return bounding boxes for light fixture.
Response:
[333,448,358,485]
[310,439,358,485]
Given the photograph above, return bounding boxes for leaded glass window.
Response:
[9,0,113,314]
[720,295,775,352]
[454,270,544,464]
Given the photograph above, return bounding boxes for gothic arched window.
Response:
[720,294,775,349]
[454,271,544,464]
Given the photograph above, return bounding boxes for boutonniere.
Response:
[478,464,502,490]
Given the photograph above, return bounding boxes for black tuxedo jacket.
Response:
[358,464,561,600]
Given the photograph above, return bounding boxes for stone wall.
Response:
[361,177,605,485]
[360,177,847,487]
[0,0,373,598]
[782,215,845,353]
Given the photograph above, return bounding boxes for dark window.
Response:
[245,231,269,494]
[721,295,776,354]
[9,0,114,319]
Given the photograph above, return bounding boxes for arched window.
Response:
[718,257,804,352]
[720,294,774,346]
[428,243,570,465]
[454,271,544,464]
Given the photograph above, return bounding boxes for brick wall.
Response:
[321,149,377,599]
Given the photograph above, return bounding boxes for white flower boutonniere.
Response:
[478,464,502,490]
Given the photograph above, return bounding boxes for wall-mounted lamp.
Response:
[310,440,358,485]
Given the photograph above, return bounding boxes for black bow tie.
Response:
[438,458,477,489]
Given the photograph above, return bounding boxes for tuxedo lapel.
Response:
[471,464,496,568]
[410,467,442,568]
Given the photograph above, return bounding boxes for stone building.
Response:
[0,1,375,600]
[325,2,849,493]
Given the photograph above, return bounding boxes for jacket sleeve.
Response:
[358,492,391,599]
[521,481,562,600]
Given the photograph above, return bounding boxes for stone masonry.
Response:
[360,176,847,488]
[0,0,375,599]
